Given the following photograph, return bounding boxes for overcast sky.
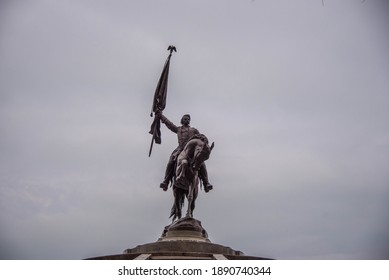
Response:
[1,0,388,260]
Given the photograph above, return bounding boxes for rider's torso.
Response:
[177,126,198,150]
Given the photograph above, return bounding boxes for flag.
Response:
[149,47,175,156]
[151,54,171,118]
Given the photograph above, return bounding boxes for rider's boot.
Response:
[199,163,213,193]
[160,181,169,191]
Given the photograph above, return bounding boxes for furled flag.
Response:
[148,46,176,156]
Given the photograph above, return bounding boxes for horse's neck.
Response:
[185,139,201,157]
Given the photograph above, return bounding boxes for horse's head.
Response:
[191,134,214,171]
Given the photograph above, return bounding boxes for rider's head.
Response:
[181,114,191,126]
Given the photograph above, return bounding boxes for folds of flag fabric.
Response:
[149,53,172,155]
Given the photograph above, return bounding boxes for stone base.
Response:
[159,217,210,242]
[86,217,272,260]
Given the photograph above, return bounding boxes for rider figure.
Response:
[156,111,213,193]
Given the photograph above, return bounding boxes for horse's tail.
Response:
[169,188,185,220]
[169,206,175,219]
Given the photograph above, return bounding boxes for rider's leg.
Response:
[199,163,213,192]
[160,159,174,191]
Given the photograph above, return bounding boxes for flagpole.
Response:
[148,129,155,157]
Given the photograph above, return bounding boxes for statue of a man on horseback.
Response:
[148,46,214,222]
[155,111,214,221]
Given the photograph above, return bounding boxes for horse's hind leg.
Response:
[186,199,193,218]
[176,188,185,220]
[186,182,195,218]
[188,179,199,217]
[191,181,198,215]
[178,193,185,219]
[187,198,194,218]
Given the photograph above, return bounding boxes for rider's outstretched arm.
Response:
[159,113,178,133]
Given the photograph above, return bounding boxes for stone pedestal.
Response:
[159,217,210,242]
[87,217,272,260]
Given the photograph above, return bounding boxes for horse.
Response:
[169,134,214,222]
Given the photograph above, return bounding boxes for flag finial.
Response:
[167,45,177,54]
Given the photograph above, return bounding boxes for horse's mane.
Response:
[186,133,209,144]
